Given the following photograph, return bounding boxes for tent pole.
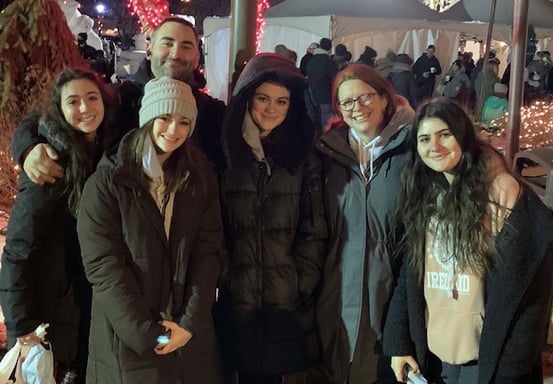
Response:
[228,0,257,102]
[475,0,497,121]
[504,0,529,165]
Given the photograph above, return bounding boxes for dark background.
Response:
[0,0,287,35]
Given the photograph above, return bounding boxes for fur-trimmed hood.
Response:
[37,116,81,166]
[222,53,319,174]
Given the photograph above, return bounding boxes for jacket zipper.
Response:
[256,161,266,343]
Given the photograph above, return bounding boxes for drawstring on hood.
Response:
[346,95,415,182]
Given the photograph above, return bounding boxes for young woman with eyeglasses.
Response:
[315,64,416,383]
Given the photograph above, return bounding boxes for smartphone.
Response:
[406,370,428,384]
[157,332,170,345]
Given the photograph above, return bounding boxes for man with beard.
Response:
[12,18,226,183]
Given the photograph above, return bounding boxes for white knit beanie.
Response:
[139,77,198,136]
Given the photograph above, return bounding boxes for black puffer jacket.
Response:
[218,53,328,376]
[0,117,96,364]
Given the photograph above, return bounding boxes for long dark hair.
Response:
[45,68,114,215]
[398,98,503,281]
[119,122,196,194]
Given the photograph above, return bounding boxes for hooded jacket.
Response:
[315,96,415,383]
[76,132,224,384]
[218,53,328,376]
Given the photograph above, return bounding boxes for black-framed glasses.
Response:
[338,92,378,111]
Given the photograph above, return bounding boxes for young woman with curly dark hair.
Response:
[384,98,553,384]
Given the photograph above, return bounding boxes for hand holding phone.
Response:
[156,332,170,345]
[406,368,428,384]
[154,320,193,355]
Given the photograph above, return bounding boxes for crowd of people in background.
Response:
[275,38,553,130]
[2,16,553,384]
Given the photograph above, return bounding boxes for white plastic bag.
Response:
[0,323,55,384]
[21,324,55,384]
[21,341,55,384]
[0,342,23,383]
[0,343,23,384]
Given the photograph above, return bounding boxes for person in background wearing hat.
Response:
[0,68,116,384]
[413,44,442,104]
[306,37,339,130]
[388,53,417,108]
[356,45,378,67]
[300,42,319,76]
[482,83,509,126]
[376,50,397,78]
[217,53,328,383]
[333,43,352,71]
[76,77,225,384]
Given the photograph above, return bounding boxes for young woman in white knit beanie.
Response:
[77,77,225,383]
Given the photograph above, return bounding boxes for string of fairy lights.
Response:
[256,0,270,52]
[126,0,270,52]
[489,99,553,150]
[126,0,170,30]
[74,1,553,152]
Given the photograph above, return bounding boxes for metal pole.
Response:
[505,0,529,165]
[228,0,257,102]
[475,0,497,120]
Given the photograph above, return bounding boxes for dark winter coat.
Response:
[11,61,226,170]
[300,52,314,76]
[218,53,328,377]
[315,98,415,383]
[76,133,224,384]
[0,118,95,365]
[388,64,417,107]
[306,50,339,105]
[412,53,442,99]
[383,188,553,384]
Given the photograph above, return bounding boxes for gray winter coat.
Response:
[315,98,415,383]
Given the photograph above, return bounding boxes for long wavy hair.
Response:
[45,68,115,215]
[328,63,397,131]
[397,98,503,282]
[118,121,197,194]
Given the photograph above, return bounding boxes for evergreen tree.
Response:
[0,0,87,211]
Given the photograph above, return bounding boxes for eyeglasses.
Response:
[338,92,378,111]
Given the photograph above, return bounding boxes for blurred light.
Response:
[96,4,106,14]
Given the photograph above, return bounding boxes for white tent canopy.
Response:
[203,0,553,103]
[264,0,471,21]
[461,0,553,29]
